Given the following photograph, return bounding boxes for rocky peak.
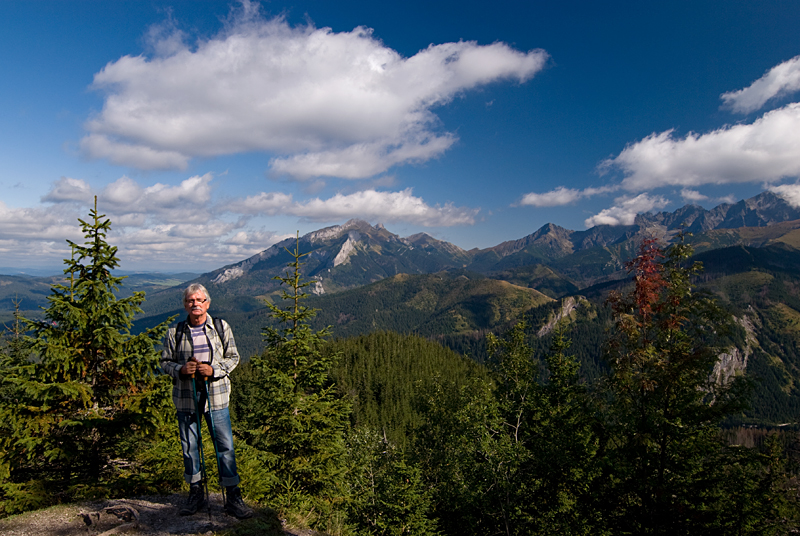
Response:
[307,219,370,243]
[306,219,400,246]
[405,232,468,256]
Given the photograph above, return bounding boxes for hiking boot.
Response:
[180,482,207,515]
[224,486,253,519]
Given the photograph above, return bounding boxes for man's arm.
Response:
[211,319,240,379]
[160,327,183,379]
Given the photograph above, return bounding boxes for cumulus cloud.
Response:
[770,183,800,208]
[228,188,478,226]
[269,135,456,180]
[519,185,615,207]
[82,6,547,178]
[42,177,94,203]
[721,56,800,114]
[679,188,708,202]
[0,174,279,270]
[0,201,84,242]
[226,192,294,215]
[584,193,669,227]
[100,173,214,224]
[81,134,190,171]
[293,189,477,226]
[520,186,582,207]
[602,103,800,191]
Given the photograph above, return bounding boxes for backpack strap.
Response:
[174,320,187,354]
[213,317,227,355]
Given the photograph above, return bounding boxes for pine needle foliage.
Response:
[599,235,755,534]
[237,234,350,506]
[343,427,438,536]
[484,318,602,536]
[0,199,174,514]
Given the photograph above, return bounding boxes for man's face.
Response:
[184,291,210,325]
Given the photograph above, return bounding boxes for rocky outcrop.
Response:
[712,313,758,385]
[333,234,359,267]
[210,245,284,284]
[537,296,588,337]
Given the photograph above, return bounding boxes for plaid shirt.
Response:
[160,314,240,413]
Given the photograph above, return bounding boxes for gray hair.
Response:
[183,283,211,304]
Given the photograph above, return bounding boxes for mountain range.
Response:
[3,190,800,423]
[6,190,800,325]
[184,189,800,300]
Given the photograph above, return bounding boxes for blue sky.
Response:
[3,0,800,272]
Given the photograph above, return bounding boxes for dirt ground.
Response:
[0,494,322,536]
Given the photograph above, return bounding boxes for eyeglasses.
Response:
[185,298,208,305]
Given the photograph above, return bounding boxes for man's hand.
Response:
[196,363,213,378]
[180,358,213,377]
[181,359,198,376]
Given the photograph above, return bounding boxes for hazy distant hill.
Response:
[0,272,197,326]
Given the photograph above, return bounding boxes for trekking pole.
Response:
[190,363,212,519]
[205,377,227,508]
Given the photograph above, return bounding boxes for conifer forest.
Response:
[1,206,799,535]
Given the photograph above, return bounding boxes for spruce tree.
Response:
[0,299,37,515]
[0,199,173,512]
[343,427,437,536]
[523,322,602,535]
[483,318,602,536]
[599,236,751,534]
[236,235,349,508]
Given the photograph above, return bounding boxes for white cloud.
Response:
[100,173,214,224]
[519,185,615,207]
[0,175,262,271]
[679,188,708,202]
[82,7,547,178]
[0,201,83,241]
[520,186,582,207]
[80,133,189,170]
[602,103,800,191]
[269,135,456,180]
[584,193,669,227]
[721,56,800,114]
[770,183,800,208]
[228,188,478,226]
[224,230,284,246]
[293,189,477,226]
[42,177,94,203]
[142,12,187,58]
[226,192,294,215]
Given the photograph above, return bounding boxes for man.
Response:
[161,283,253,519]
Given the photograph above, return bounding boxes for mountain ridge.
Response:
[6,190,800,330]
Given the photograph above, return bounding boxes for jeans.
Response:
[177,407,241,487]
